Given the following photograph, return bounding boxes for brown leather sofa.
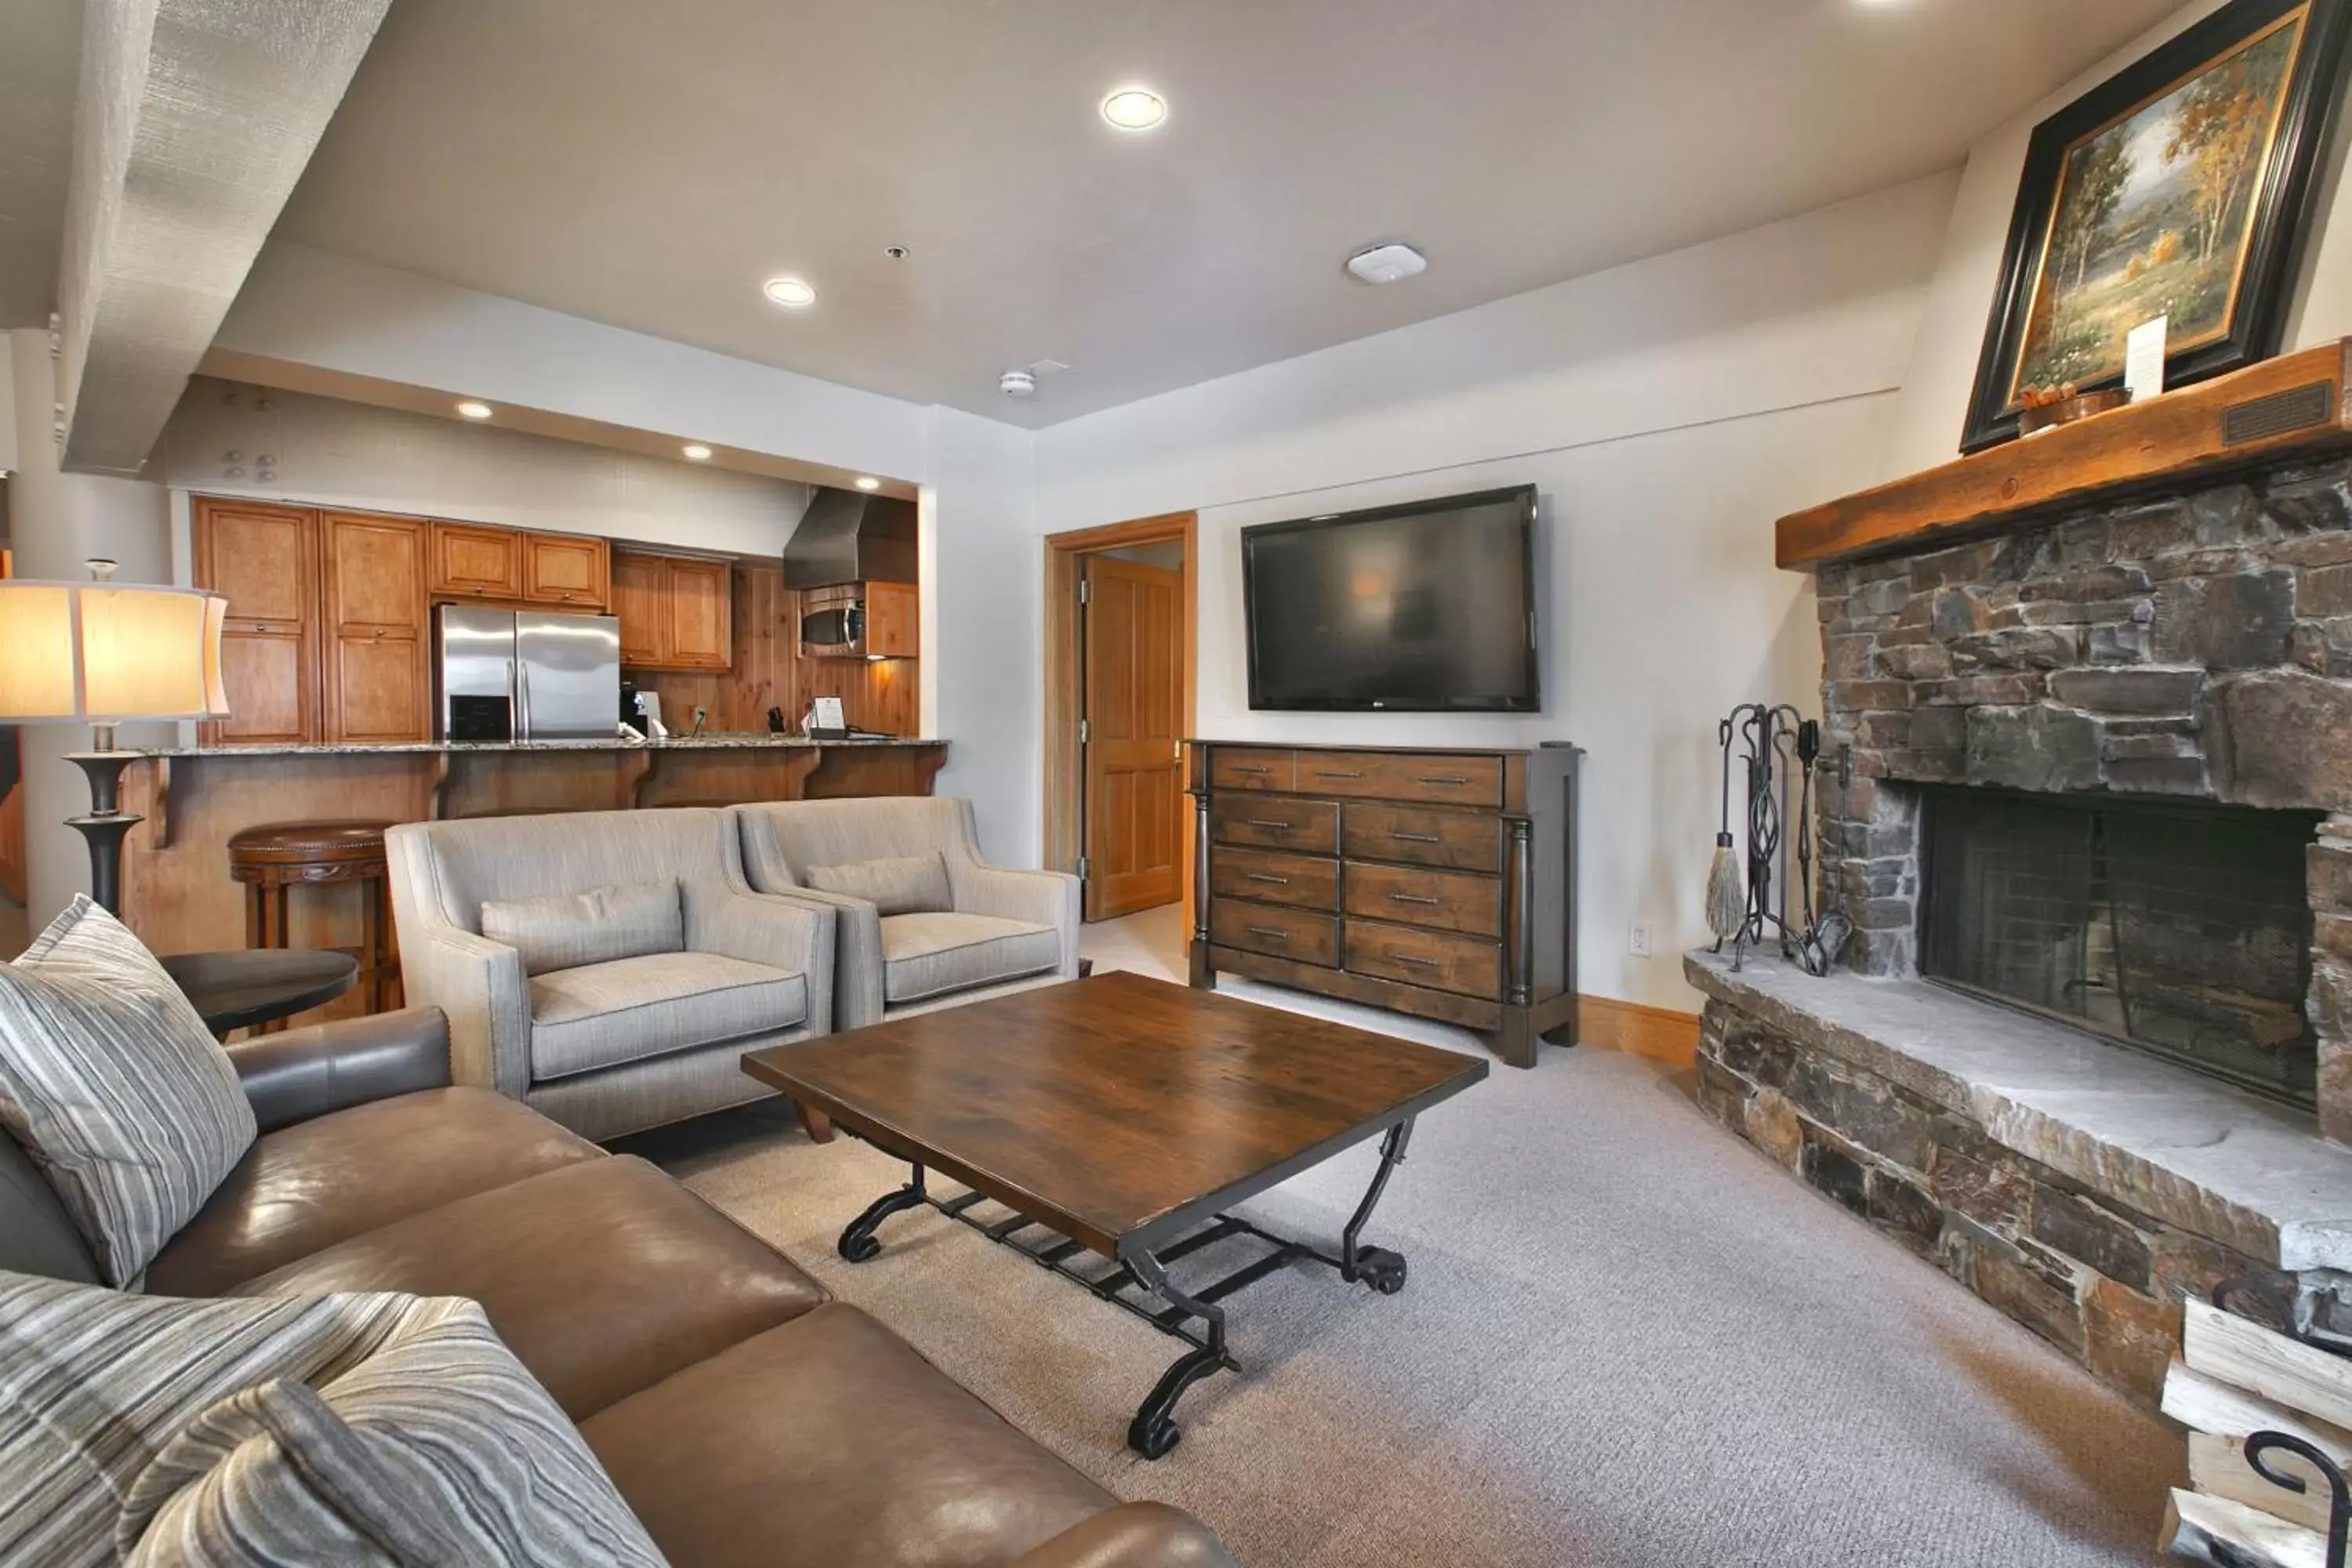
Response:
[0,1007,1234,1568]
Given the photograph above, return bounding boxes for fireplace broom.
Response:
[1706,720,1744,947]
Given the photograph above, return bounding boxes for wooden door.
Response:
[195,499,319,745]
[1083,557,1184,919]
[665,557,732,670]
[429,521,522,599]
[524,532,609,608]
[321,514,430,744]
[611,550,668,666]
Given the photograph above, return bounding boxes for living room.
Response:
[6,1,2352,1564]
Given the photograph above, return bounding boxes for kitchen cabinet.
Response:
[430,522,523,599]
[862,582,919,659]
[523,532,609,608]
[195,499,320,746]
[320,513,430,744]
[613,548,731,672]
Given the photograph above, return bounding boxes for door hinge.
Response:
[1076,856,1091,880]
[1079,579,1090,604]
[1078,717,1089,745]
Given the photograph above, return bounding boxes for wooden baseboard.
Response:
[1577,993,1700,1068]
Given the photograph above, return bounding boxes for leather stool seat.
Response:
[228,820,401,1026]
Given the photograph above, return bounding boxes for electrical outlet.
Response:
[1628,920,1654,959]
[692,706,708,728]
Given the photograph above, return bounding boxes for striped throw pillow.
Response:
[0,1273,426,1567]
[121,1296,668,1566]
[0,897,256,1285]
[0,1273,668,1568]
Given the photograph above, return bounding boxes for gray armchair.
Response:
[729,797,1079,1031]
[386,808,833,1142]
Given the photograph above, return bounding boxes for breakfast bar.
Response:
[114,735,948,1011]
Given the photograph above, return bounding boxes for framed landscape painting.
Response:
[1961,0,2352,452]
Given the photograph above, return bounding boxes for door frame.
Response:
[1042,512,1197,925]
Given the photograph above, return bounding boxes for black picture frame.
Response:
[1240,483,1541,713]
[1960,0,2352,452]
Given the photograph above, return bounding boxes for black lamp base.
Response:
[65,751,141,916]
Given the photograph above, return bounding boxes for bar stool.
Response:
[227,821,401,1029]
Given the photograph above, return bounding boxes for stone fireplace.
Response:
[1689,442,2352,1405]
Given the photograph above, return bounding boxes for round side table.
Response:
[160,949,360,1040]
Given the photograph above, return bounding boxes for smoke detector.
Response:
[1345,242,1428,285]
[1000,369,1038,397]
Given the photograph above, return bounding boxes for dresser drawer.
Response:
[1211,901,1338,967]
[1295,752,1501,807]
[1343,803,1502,873]
[1212,796,1339,855]
[1211,749,1295,792]
[1345,920,1502,1000]
[1210,847,1339,910]
[1344,862,1501,938]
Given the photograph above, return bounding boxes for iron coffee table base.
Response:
[836,1119,1415,1459]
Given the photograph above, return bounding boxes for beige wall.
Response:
[1879,0,2352,477]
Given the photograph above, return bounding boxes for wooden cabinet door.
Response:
[524,532,608,608]
[430,522,522,598]
[321,514,429,744]
[664,557,732,670]
[195,499,319,745]
[611,550,669,666]
[862,582,919,658]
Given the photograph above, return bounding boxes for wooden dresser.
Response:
[1185,740,1580,1067]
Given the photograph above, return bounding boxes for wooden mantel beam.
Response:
[1775,339,2352,572]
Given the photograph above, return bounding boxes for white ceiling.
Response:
[0,0,81,327]
[278,2,2176,426]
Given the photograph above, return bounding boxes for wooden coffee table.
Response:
[740,971,1486,1457]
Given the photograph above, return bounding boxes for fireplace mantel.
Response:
[1777,339,2352,571]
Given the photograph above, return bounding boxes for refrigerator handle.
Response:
[516,660,531,742]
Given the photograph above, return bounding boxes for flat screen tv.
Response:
[1242,484,1539,712]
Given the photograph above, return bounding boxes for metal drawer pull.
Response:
[1246,873,1290,885]
[1419,774,1470,786]
[1230,764,1272,774]
[1316,768,1365,779]
[1388,892,1439,906]
[1388,830,1442,844]
[1244,818,1294,830]
[1245,926,1290,942]
[1385,952,1440,969]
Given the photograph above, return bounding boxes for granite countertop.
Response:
[130,735,943,758]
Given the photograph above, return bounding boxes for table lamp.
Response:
[0,559,229,913]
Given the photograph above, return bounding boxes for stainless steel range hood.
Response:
[781,488,917,588]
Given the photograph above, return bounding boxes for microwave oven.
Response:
[802,601,863,649]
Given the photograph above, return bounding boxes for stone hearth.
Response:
[1687,951,2352,1403]
[1696,448,2352,1405]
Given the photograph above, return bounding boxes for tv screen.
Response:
[1242,485,1539,712]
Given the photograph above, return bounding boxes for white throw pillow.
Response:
[0,897,255,1285]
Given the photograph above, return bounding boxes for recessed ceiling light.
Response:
[1100,87,1167,132]
[682,443,713,461]
[883,245,910,261]
[762,276,817,308]
[854,476,881,492]
[456,400,494,419]
[1345,242,1428,285]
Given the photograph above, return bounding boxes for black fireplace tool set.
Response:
[1708,702,1847,975]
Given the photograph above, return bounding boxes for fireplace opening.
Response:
[1917,786,2321,1109]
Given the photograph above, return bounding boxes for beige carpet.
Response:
[619,906,2180,1567]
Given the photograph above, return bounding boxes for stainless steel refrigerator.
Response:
[437,605,622,742]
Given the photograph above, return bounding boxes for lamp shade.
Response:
[0,579,231,722]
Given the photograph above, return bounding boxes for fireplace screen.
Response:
[1918,786,2319,1107]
